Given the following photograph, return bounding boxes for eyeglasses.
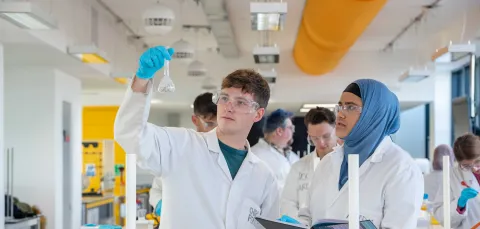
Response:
[307,134,332,145]
[196,116,217,128]
[212,91,260,114]
[459,160,480,171]
[334,104,362,115]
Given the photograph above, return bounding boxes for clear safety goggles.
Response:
[307,134,333,146]
[196,116,217,128]
[212,91,260,114]
[458,160,480,171]
[334,104,362,115]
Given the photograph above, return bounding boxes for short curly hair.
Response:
[304,107,336,126]
[221,69,270,108]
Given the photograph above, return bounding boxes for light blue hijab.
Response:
[338,79,400,190]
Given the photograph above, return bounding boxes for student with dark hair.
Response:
[280,107,337,218]
[149,92,218,217]
[251,109,299,189]
[114,46,279,229]
[191,92,218,132]
[433,133,480,229]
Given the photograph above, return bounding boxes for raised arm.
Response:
[114,46,185,176]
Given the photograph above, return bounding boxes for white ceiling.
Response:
[2,0,480,112]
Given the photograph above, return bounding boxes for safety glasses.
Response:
[458,160,480,171]
[307,134,333,146]
[196,116,217,128]
[212,91,260,114]
[334,104,362,115]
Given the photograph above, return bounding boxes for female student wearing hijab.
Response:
[424,144,454,201]
[293,79,424,228]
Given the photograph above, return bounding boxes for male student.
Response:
[252,109,299,189]
[280,107,337,218]
[114,46,279,229]
[148,92,218,216]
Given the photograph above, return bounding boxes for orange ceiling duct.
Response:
[293,0,387,75]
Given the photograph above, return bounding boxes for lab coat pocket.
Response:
[238,198,261,229]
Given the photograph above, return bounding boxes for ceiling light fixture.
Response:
[151,99,163,104]
[431,42,477,63]
[300,104,336,113]
[399,67,432,83]
[0,2,57,30]
[171,39,194,62]
[253,45,280,64]
[68,45,109,64]
[187,60,207,77]
[250,2,287,31]
[302,104,336,109]
[142,3,175,35]
[257,68,277,88]
[109,72,134,85]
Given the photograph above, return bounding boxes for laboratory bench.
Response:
[82,193,115,225]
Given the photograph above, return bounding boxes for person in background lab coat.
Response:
[280,107,337,218]
[424,144,454,202]
[148,92,218,216]
[296,79,423,228]
[114,46,279,229]
[433,133,480,229]
[252,109,299,189]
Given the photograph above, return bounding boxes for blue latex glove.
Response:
[458,187,478,208]
[278,215,301,224]
[155,200,162,216]
[136,46,174,79]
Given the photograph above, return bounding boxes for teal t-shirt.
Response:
[218,140,248,179]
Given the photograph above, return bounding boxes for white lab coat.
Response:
[149,177,163,207]
[299,137,424,229]
[286,150,301,165]
[114,84,280,229]
[432,166,480,229]
[280,151,320,218]
[424,170,442,202]
[251,139,300,189]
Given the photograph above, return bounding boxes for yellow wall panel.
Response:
[83,106,126,196]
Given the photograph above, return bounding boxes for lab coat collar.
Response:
[204,128,259,164]
[335,137,391,163]
[328,137,393,207]
[257,138,285,156]
[310,150,320,171]
[368,136,393,163]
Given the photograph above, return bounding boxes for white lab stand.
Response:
[348,154,359,229]
[443,155,451,229]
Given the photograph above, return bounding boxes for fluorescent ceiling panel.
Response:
[0,2,56,30]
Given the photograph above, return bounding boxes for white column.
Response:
[429,70,452,159]
[0,43,5,229]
